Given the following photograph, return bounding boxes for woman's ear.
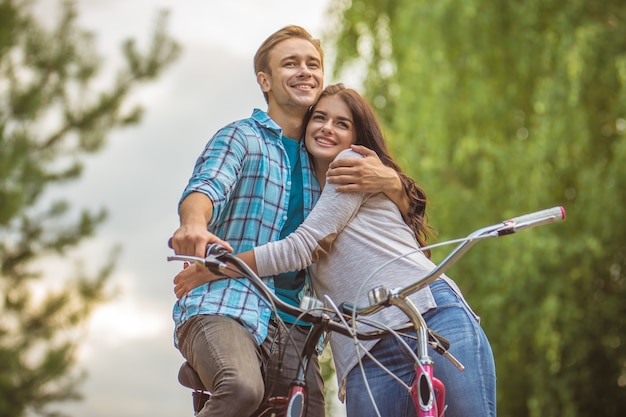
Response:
[257,72,270,92]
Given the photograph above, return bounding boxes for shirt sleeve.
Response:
[254,149,368,276]
[179,124,248,222]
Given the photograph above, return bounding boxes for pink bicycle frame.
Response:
[369,286,450,417]
[411,360,445,417]
[285,385,306,417]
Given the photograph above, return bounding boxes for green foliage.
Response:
[319,346,340,415]
[0,1,180,416]
[326,0,626,415]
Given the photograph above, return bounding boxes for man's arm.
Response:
[326,145,410,218]
[170,192,232,257]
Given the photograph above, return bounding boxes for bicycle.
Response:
[168,206,565,417]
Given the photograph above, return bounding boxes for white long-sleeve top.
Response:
[254,149,472,384]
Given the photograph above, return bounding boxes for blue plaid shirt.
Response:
[172,109,320,346]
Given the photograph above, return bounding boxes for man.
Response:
[170,26,409,416]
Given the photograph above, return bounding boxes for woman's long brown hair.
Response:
[304,83,434,257]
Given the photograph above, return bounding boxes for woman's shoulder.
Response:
[334,148,364,161]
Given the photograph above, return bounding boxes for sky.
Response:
[33,1,343,416]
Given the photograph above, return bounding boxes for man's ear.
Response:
[257,72,270,92]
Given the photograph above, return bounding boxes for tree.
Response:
[325,0,626,415]
[0,1,180,416]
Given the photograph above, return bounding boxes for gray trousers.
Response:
[178,314,325,416]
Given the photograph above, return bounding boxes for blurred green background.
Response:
[324,0,626,415]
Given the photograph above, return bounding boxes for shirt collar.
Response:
[251,108,282,136]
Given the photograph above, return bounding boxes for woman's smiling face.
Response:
[305,94,356,168]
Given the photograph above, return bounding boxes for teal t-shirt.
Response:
[274,137,307,324]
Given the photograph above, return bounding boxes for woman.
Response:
[175,84,496,417]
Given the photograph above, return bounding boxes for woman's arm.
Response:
[253,151,366,278]
[173,150,368,298]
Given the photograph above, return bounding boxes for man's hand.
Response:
[170,224,233,258]
[173,263,224,299]
[327,145,410,218]
[327,145,400,193]
[170,192,233,257]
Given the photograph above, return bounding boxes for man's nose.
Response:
[297,63,312,76]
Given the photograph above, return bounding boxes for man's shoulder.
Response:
[210,119,265,148]
[223,116,259,133]
[221,109,279,138]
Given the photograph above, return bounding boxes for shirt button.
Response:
[283,215,288,221]
[287,181,292,186]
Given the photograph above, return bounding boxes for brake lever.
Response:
[167,244,228,275]
[204,244,228,275]
[427,330,465,372]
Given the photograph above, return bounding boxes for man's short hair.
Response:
[254,25,324,74]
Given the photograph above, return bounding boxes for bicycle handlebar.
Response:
[342,206,565,316]
[167,206,565,338]
[497,205,566,235]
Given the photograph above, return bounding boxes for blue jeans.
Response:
[345,280,496,417]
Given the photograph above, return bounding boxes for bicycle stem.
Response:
[392,294,430,360]
[371,286,465,372]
